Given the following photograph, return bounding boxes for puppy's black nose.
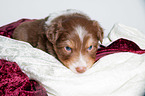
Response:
[76,67,86,73]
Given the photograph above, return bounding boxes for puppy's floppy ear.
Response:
[45,21,64,44]
[93,21,104,43]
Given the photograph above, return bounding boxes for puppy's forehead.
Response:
[74,25,88,42]
[64,25,95,49]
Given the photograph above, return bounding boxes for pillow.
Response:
[0,23,145,96]
[107,23,145,48]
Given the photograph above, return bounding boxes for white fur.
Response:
[74,25,88,42]
[70,25,88,73]
[69,53,87,73]
[45,9,89,26]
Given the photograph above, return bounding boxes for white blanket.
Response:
[0,23,145,96]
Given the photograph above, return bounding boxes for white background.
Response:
[0,0,145,36]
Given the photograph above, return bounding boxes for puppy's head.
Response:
[45,15,103,73]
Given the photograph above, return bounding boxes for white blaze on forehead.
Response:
[68,25,88,73]
[74,25,88,42]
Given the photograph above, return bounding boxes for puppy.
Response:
[13,9,103,73]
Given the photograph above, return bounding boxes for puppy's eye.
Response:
[88,45,93,51]
[64,46,72,52]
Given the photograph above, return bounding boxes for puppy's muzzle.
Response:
[76,66,87,73]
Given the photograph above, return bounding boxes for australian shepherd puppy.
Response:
[13,9,104,73]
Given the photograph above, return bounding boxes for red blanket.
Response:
[96,38,145,61]
[0,60,47,96]
[0,19,145,96]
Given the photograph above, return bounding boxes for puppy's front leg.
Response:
[36,34,47,52]
[36,34,57,57]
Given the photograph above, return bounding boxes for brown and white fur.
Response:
[13,9,103,73]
